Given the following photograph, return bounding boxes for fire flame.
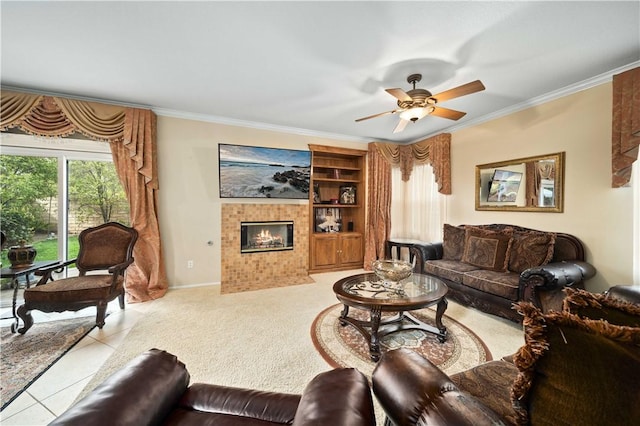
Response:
[253,229,283,246]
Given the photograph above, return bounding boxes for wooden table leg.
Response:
[369,306,382,361]
[339,304,350,325]
[435,297,448,343]
[10,277,20,333]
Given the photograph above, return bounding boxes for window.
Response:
[0,133,129,270]
[390,163,446,243]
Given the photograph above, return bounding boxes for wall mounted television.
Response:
[486,169,523,202]
[218,144,311,199]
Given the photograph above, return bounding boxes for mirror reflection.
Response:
[475,152,564,212]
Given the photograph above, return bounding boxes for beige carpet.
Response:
[80,270,524,424]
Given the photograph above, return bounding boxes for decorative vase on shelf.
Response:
[8,240,37,268]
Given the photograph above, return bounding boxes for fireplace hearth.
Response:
[241,221,294,253]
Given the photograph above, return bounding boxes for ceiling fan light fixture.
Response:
[399,106,435,122]
[400,107,424,122]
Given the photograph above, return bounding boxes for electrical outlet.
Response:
[187,260,194,269]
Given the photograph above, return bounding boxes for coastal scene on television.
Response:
[219,144,311,199]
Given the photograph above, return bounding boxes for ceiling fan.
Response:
[355,74,486,133]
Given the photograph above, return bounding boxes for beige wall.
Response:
[448,82,633,293]
[156,82,634,293]
[156,116,367,287]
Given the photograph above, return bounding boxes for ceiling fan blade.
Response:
[430,106,467,121]
[393,118,409,133]
[431,80,485,102]
[355,109,399,122]
[386,88,413,103]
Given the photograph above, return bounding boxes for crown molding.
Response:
[5,60,638,146]
[0,84,371,143]
[151,107,373,144]
[0,85,151,109]
[415,60,640,142]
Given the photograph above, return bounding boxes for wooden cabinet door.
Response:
[312,235,339,269]
[340,233,363,266]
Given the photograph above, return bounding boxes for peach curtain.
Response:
[525,162,538,207]
[363,143,392,270]
[0,90,167,302]
[363,133,451,267]
[612,67,640,188]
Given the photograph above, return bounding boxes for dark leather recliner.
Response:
[50,348,377,426]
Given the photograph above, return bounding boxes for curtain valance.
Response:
[1,90,125,141]
[612,67,640,188]
[1,89,166,302]
[1,90,158,190]
[371,133,451,194]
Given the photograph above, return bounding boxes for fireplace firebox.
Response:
[240,221,294,253]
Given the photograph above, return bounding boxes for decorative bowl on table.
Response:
[372,259,413,283]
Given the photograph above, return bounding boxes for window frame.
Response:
[1,133,114,264]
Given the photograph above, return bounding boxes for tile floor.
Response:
[0,295,153,425]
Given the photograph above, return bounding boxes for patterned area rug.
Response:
[1,317,96,410]
[311,304,492,377]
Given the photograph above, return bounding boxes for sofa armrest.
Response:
[605,285,640,305]
[293,368,376,426]
[519,261,596,310]
[107,258,135,276]
[409,243,443,274]
[372,348,504,426]
[34,259,75,285]
[174,383,301,424]
[50,349,190,426]
[419,242,443,260]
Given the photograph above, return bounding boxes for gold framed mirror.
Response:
[475,152,565,212]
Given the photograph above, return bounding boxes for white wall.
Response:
[156,116,367,286]
[448,82,634,292]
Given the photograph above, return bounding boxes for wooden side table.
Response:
[1,260,62,332]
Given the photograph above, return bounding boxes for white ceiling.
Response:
[1,1,639,144]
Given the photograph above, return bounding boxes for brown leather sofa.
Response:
[606,284,640,305]
[408,224,596,322]
[371,288,640,426]
[50,348,376,426]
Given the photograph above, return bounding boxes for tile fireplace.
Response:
[221,203,311,294]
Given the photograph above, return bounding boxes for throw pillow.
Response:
[442,224,466,260]
[461,227,513,272]
[562,287,640,327]
[511,302,640,426]
[508,231,556,273]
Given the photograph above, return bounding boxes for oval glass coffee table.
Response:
[332,272,448,361]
